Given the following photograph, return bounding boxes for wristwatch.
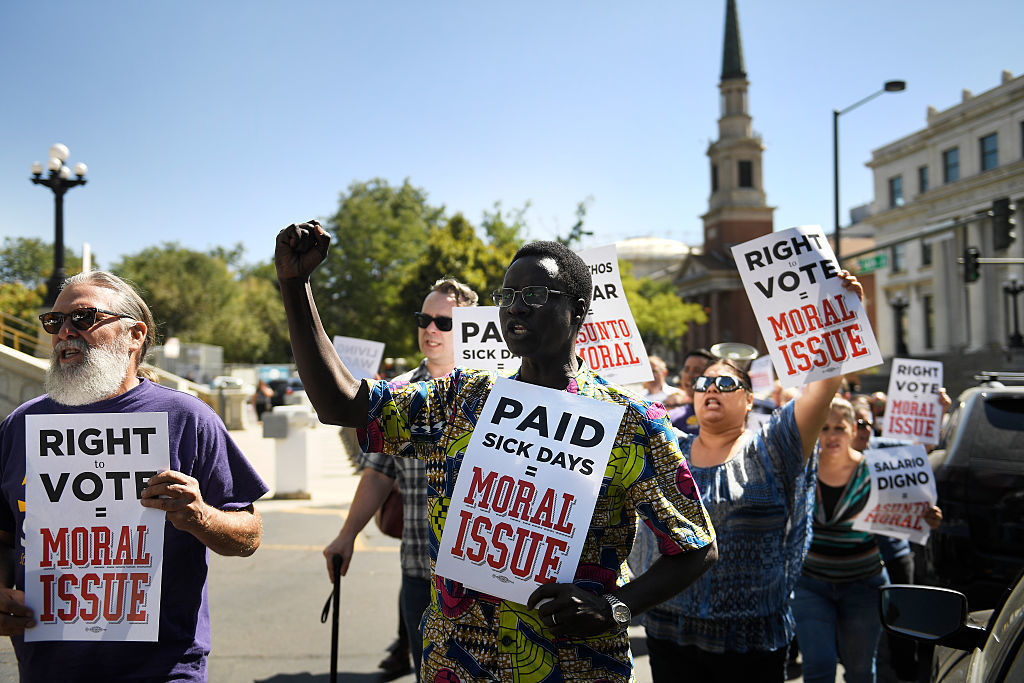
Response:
[603,593,631,633]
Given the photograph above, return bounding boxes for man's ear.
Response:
[127,320,147,353]
[572,298,588,323]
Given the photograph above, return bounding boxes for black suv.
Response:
[918,372,1024,608]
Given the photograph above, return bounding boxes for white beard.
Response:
[45,334,134,406]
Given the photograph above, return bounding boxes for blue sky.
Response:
[2,1,1021,270]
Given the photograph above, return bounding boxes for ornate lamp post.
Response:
[833,80,906,264]
[1004,277,1024,348]
[30,143,88,307]
[891,292,909,356]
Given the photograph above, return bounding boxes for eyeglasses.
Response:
[491,286,567,308]
[413,312,453,332]
[691,375,749,393]
[856,419,873,430]
[39,307,134,334]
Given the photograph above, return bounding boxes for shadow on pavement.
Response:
[257,673,383,683]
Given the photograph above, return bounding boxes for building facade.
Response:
[861,70,1024,390]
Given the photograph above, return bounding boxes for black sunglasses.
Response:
[692,375,749,393]
[39,307,134,334]
[856,419,873,430]
[413,312,453,332]
[491,286,567,308]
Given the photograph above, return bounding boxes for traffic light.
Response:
[993,197,1017,250]
[963,247,981,283]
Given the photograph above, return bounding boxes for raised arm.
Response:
[792,270,864,463]
[275,220,370,427]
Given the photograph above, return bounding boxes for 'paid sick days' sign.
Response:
[24,413,169,642]
[731,225,882,388]
[434,378,624,604]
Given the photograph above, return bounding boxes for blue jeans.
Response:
[400,573,431,682]
[791,570,888,683]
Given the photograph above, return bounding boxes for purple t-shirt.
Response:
[0,380,268,682]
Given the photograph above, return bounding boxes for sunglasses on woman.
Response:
[39,307,134,334]
[691,375,749,393]
[413,312,453,332]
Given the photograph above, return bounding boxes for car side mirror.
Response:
[879,585,967,641]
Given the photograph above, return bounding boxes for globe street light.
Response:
[30,143,88,307]
[1004,277,1024,348]
[833,80,906,264]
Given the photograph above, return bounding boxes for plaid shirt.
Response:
[359,359,433,579]
[359,364,714,682]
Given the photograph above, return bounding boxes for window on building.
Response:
[738,160,753,188]
[891,243,906,272]
[918,165,929,194]
[980,133,998,171]
[921,240,933,267]
[943,147,959,183]
[711,164,719,192]
[888,175,904,208]
[923,295,934,349]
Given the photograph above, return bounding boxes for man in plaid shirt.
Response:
[323,278,478,680]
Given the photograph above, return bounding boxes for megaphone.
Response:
[710,342,759,362]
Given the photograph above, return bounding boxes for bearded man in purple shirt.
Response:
[0,271,268,682]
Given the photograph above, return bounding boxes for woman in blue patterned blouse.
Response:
[636,270,865,683]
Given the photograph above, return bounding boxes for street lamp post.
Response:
[30,143,88,307]
[891,293,909,356]
[1004,277,1024,348]
[833,80,906,264]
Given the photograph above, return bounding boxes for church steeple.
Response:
[701,0,773,255]
[721,0,746,81]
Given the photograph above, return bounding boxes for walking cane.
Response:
[320,554,342,683]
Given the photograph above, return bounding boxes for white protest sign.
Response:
[452,307,521,374]
[852,445,938,545]
[883,358,944,445]
[731,225,883,388]
[24,413,169,642]
[434,378,624,604]
[576,245,652,385]
[332,335,386,380]
[748,355,775,396]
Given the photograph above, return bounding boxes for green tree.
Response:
[556,197,594,249]
[0,236,86,302]
[314,178,445,359]
[112,243,290,363]
[620,262,707,351]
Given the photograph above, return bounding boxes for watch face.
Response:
[612,603,630,623]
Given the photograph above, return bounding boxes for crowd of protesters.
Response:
[0,222,953,683]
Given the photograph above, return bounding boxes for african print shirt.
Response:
[803,459,883,583]
[359,364,715,683]
[359,359,433,579]
[638,403,817,654]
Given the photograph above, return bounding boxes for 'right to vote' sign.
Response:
[731,225,883,388]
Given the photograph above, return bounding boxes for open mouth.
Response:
[505,322,529,338]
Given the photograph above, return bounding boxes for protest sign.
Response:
[332,336,386,380]
[730,225,882,388]
[576,245,652,385]
[434,378,624,603]
[883,358,943,445]
[453,307,521,375]
[24,413,169,642]
[852,444,938,545]
[748,355,775,396]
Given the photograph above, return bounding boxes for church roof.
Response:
[721,0,747,81]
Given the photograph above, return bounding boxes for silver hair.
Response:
[61,271,156,361]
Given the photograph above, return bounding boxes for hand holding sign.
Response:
[0,586,34,636]
[140,470,208,532]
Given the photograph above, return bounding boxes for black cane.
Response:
[321,554,342,683]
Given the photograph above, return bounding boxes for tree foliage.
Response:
[111,243,288,363]
[620,261,707,352]
[0,237,88,323]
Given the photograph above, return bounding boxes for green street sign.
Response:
[856,253,887,273]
